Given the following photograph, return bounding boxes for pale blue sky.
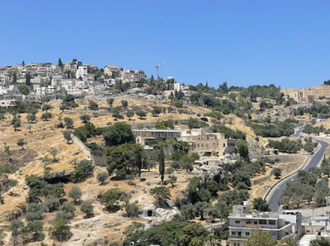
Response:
[1,0,330,89]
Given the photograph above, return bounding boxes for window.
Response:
[259,220,267,225]
[232,231,236,235]
[254,221,258,224]
[235,221,241,224]
[246,221,251,224]
[268,220,276,225]
[246,232,250,236]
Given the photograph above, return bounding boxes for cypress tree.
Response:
[25,72,31,86]
[159,147,165,183]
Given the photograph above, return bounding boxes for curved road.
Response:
[266,139,329,212]
[292,126,304,138]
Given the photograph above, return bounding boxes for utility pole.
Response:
[155,61,165,80]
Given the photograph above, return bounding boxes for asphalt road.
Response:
[292,126,304,138]
[266,139,329,212]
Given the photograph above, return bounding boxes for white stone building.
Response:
[228,202,302,246]
[76,66,88,79]
[0,74,9,86]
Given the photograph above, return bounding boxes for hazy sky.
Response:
[1,0,330,89]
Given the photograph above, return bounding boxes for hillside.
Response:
[0,97,210,245]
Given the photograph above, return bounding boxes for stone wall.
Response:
[251,171,274,186]
[251,155,307,186]
[129,119,190,129]
[71,134,107,166]
[72,134,92,158]
[92,154,107,167]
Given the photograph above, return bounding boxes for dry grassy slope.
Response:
[184,103,212,115]
[224,114,268,147]
[315,118,330,129]
[249,155,307,200]
[0,98,208,245]
[73,98,198,127]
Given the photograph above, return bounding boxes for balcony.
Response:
[246,224,262,229]
[229,234,249,239]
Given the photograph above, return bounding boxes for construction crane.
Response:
[155,61,165,80]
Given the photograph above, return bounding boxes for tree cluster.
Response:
[212,125,246,140]
[105,143,146,179]
[269,138,316,154]
[60,94,79,111]
[303,124,325,135]
[249,118,297,137]
[155,119,175,129]
[124,219,212,246]
[281,168,330,208]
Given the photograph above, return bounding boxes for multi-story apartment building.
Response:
[30,77,45,85]
[24,63,39,70]
[228,203,302,246]
[36,64,60,76]
[51,76,63,90]
[121,69,146,83]
[76,66,88,80]
[104,78,121,87]
[0,99,17,107]
[0,74,9,86]
[67,88,83,97]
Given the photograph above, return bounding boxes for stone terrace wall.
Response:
[251,171,273,186]
[72,134,92,158]
[251,155,307,186]
[71,134,106,166]
[129,119,190,129]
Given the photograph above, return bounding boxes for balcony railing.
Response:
[229,234,249,239]
[245,224,262,229]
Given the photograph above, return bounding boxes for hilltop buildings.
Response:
[281,85,330,102]
[0,60,152,103]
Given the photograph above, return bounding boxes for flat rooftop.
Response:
[133,129,182,133]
